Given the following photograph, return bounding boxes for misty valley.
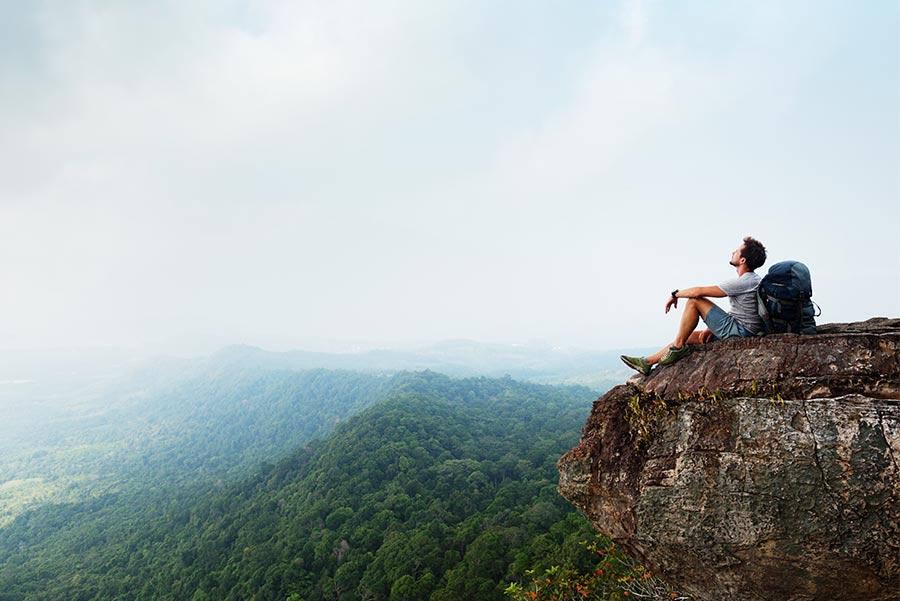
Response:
[0,348,624,600]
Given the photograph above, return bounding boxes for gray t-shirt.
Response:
[719,272,763,334]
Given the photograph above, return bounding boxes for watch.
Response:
[671,289,679,299]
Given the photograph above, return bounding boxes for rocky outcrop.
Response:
[558,318,900,601]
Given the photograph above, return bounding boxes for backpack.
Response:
[757,260,820,335]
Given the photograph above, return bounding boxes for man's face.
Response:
[729,244,745,268]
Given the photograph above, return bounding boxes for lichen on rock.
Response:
[558,318,900,601]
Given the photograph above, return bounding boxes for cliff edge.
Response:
[558,318,899,601]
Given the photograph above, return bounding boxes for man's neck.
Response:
[736,265,752,277]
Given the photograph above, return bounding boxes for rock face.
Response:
[558,318,900,601]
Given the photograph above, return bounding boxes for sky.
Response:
[1,0,898,355]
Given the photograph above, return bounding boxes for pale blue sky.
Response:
[1,0,898,354]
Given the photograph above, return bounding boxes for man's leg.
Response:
[646,298,715,365]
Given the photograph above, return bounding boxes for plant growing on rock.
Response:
[504,536,689,601]
[624,393,674,446]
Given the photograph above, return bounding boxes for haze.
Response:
[2,0,897,357]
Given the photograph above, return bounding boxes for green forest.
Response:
[0,370,605,600]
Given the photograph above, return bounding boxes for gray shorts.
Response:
[702,304,753,340]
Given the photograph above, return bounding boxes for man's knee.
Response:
[685,297,709,311]
[689,297,715,317]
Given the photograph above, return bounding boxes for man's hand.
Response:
[699,329,714,344]
[665,296,678,313]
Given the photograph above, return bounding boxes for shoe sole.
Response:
[620,356,650,376]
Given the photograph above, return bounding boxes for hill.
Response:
[1,367,398,527]
[208,340,635,388]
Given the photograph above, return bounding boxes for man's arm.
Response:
[676,285,726,299]
[665,285,726,313]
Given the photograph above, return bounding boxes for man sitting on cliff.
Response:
[620,236,767,375]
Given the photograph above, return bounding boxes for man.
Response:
[621,236,767,375]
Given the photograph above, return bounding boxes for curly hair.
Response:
[741,236,767,271]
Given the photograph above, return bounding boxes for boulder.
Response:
[558,318,900,600]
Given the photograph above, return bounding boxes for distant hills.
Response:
[207,339,641,389]
[1,338,644,395]
[0,368,398,526]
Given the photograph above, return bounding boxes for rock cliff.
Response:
[558,318,900,601]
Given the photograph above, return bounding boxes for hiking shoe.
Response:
[658,345,692,366]
[620,355,651,376]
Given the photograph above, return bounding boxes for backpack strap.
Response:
[756,289,774,334]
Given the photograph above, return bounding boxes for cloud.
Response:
[0,0,896,352]
[621,0,649,48]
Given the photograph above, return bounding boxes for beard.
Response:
[729,259,739,267]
